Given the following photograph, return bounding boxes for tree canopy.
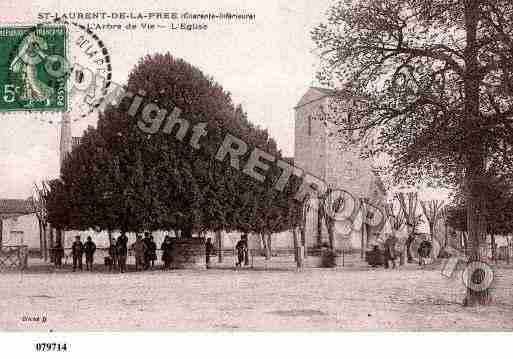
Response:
[446,172,513,236]
[46,53,301,236]
[312,0,513,304]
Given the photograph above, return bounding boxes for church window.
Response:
[308,116,312,135]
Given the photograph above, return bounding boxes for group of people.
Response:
[107,232,158,273]
[108,232,129,272]
[368,233,434,269]
[131,233,158,271]
[50,233,248,272]
[70,236,97,271]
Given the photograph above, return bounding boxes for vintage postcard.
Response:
[0,0,512,355]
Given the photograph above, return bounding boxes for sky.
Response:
[0,0,451,206]
[0,0,337,198]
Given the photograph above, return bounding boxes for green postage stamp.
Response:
[0,25,67,112]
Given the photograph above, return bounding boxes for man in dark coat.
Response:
[384,236,398,269]
[71,236,84,272]
[83,236,96,271]
[235,235,247,268]
[53,240,64,267]
[116,232,129,273]
[148,235,157,269]
[161,236,173,270]
[132,235,146,271]
[205,237,214,269]
[417,239,432,267]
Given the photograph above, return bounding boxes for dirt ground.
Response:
[1,254,512,331]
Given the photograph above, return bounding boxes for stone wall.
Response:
[294,89,327,180]
[169,238,206,269]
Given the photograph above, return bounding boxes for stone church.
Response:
[294,87,387,250]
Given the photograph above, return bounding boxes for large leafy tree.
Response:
[446,173,513,257]
[46,53,300,239]
[312,0,513,305]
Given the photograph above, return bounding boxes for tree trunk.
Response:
[42,225,48,261]
[294,226,304,269]
[244,233,250,266]
[292,228,298,262]
[490,232,497,263]
[264,233,272,260]
[360,206,366,259]
[215,230,223,263]
[462,231,468,253]
[507,240,511,265]
[464,173,491,306]
[327,219,335,250]
[461,0,491,306]
[444,221,449,251]
[317,200,323,245]
[48,225,54,263]
[38,219,43,258]
[399,246,405,266]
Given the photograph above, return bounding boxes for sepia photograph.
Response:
[0,0,512,356]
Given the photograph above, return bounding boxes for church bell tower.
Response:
[59,111,72,168]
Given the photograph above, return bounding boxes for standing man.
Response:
[83,236,97,271]
[71,236,84,272]
[53,239,64,268]
[132,235,146,271]
[148,234,157,269]
[235,235,247,268]
[205,237,214,269]
[161,236,173,270]
[116,231,129,273]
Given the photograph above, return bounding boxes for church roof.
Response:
[294,86,361,109]
[0,199,34,217]
[309,86,338,96]
[295,87,336,109]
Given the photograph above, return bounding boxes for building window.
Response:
[308,116,312,136]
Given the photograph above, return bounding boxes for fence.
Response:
[0,245,29,271]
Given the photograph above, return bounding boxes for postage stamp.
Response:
[0,25,67,112]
